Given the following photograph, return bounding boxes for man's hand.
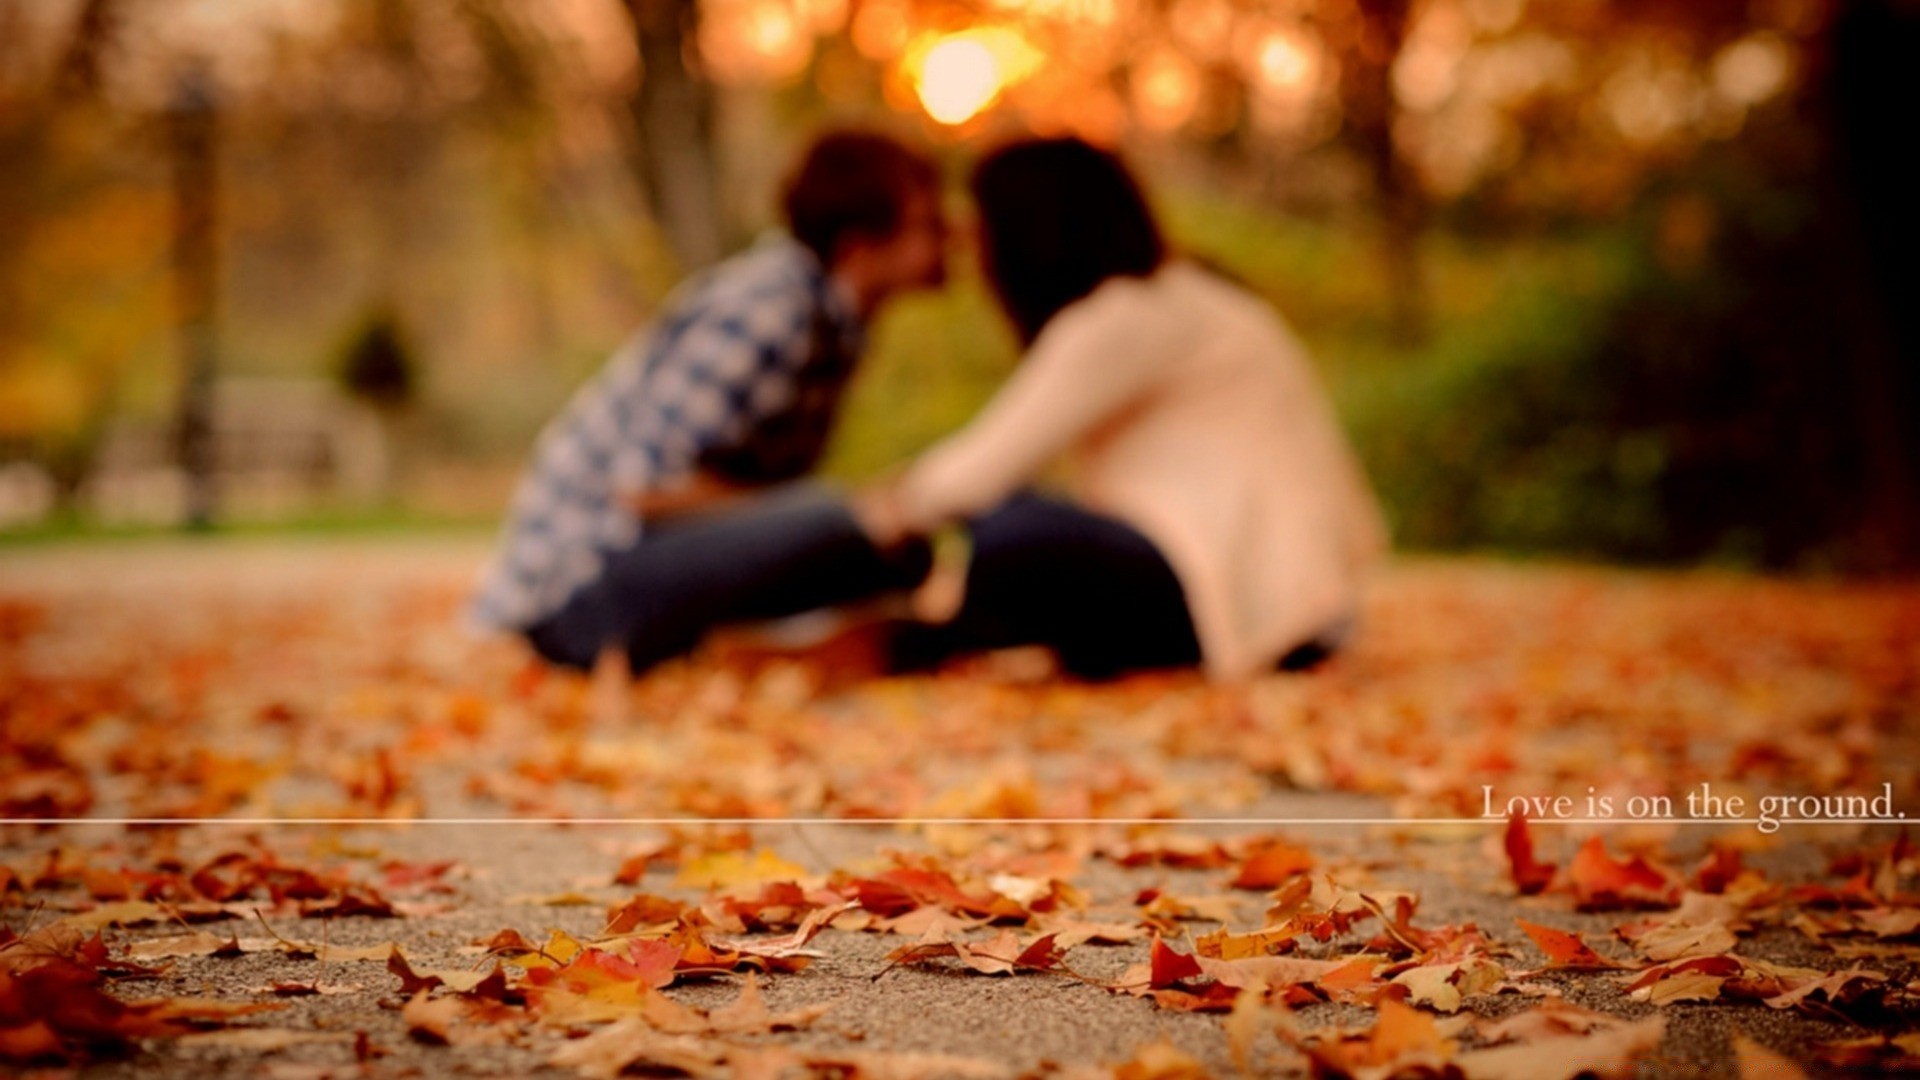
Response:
[628,470,751,521]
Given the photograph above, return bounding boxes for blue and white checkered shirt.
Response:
[471,236,864,631]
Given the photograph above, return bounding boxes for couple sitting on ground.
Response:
[471,130,1387,683]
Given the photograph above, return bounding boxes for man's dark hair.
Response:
[970,136,1166,344]
[781,130,938,264]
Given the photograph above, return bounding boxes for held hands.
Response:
[851,475,913,548]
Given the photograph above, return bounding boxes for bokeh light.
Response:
[700,0,813,85]
[908,28,1041,125]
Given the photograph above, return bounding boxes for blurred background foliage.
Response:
[0,0,1913,569]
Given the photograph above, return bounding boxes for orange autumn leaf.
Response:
[885,929,1066,976]
[1317,956,1383,995]
[1287,997,1456,1076]
[1150,983,1246,1013]
[604,893,690,935]
[1516,919,1631,971]
[1566,837,1680,911]
[1228,839,1315,890]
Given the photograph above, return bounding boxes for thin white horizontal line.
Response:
[1,817,1908,827]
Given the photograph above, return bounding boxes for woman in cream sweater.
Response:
[861,136,1388,681]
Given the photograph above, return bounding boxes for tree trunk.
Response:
[53,0,118,100]
[1336,0,1428,345]
[620,0,727,270]
[1823,0,1920,566]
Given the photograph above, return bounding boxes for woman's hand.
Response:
[851,476,912,548]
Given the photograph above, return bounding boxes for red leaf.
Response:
[1504,814,1556,895]
[1014,933,1066,971]
[1148,934,1205,987]
[1622,955,1743,994]
[1690,846,1744,894]
[1566,837,1678,910]
[623,939,684,987]
[386,949,443,996]
[1147,982,1242,1012]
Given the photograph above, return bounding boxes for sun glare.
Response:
[919,38,998,124]
[910,28,1040,125]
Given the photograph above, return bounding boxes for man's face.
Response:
[872,187,949,292]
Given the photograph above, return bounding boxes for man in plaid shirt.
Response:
[473,131,947,673]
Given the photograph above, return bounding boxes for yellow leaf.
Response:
[675,849,808,890]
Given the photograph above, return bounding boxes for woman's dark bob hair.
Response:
[970,136,1167,344]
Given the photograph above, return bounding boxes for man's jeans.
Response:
[525,487,931,674]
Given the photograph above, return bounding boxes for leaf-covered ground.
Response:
[3,538,1917,1078]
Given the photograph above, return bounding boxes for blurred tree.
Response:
[0,0,155,510]
[619,0,728,269]
[52,0,118,101]
[1331,0,1428,344]
[1822,0,1920,564]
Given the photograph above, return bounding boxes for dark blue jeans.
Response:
[524,489,1208,679]
[525,487,933,674]
[893,493,1203,679]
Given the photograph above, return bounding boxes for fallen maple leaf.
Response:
[1515,919,1631,971]
[713,898,852,961]
[386,948,443,996]
[1732,1033,1810,1079]
[1454,1013,1665,1080]
[885,928,1066,976]
[1565,837,1680,911]
[1621,955,1743,1005]
[402,990,479,1045]
[1148,933,1204,986]
[126,931,242,961]
[1138,890,1243,926]
[1387,956,1506,1013]
[675,849,807,890]
[520,941,681,1023]
[1285,996,1456,1079]
[551,1021,1006,1080]
[1229,839,1316,890]
[1194,924,1300,960]
[1812,1032,1920,1072]
[1614,901,1738,963]
[1503,814,1556,895]
[1761,966,1890,1017]
[0,959,282,1064]
[1472,998,1620,1043]
[1111,1038,1210,1079]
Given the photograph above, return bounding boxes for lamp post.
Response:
[169,61,219,530]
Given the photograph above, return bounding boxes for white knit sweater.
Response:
[896,261,1389,680]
